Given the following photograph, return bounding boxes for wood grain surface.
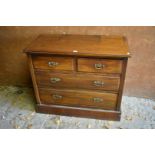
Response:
[24,34,130,58]
[32,55,74,71]
[78,58,123,74]
[35,71,120,91]
[36,104,121,120]
[24,34,129,120]
[39,88,117,110]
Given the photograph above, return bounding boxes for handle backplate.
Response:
[50,77,61,83]
[48,61,59,67]
[93,81,104,87]
[93,97,103,103]
[94,63,105,70]
[52,94,62,100]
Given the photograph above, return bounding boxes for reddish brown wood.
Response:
[32,55,74,71]
[39,88,117,110]
[35,71,120,92]
[78,58,123,74]
[28,55,41,104]
[24,34,130,121]
[116,58,128,110]
[36,104,121,121]
[24,34,130,58]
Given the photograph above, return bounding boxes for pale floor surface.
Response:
[0,86,155,129]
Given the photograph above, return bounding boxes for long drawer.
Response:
[35,71,120,91]
[39,88,118,110]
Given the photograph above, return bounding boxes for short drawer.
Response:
[35,71,120,91]
[78,58,123,74]
[32,55,74,71]
[39,88,117,110]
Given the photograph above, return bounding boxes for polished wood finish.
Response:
[78,58,123,74]
[24,34,130,58]
[116,58,128,110]
[36,104,121,121]
[32,55,74,71]
[25,34,130,121]
[28,55,41,104]
[35,71,120,91]
[39,88,117,110]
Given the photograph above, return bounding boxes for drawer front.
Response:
[39,88,117,110]
[78,58,122,74]
[35,71,120,91]
[32,55,74,71]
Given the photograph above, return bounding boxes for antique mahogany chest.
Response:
[24,34,130,121]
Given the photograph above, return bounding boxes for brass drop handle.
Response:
[93,81,104,87]
[52,94,62,100]
[50,77,61,83]
[48,61,59,67]
[93,97,103,103]
[94,63,105,70]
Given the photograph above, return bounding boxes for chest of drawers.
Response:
[24,34,130,120]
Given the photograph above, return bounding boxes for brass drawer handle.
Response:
[93,97,103,103]
[48,61,59,67]
[93,81,104,87]
[94,63,105,69]
[52,94,62,100]
[50,77,61,83]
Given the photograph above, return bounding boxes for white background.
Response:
[0,0,155,155]
[0,0,155,25]
[0,130,155,155]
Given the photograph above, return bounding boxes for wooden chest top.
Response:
[24,34,130,58]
